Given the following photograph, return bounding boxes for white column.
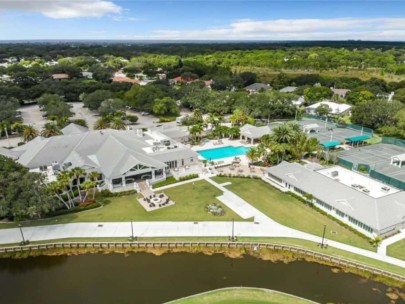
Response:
[152,170,155,180]
[122,177,126,187]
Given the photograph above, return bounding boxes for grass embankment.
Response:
[387,239,405,261]
[0,180,243,229]
[211,177,375,251]
[168,287,317,304]
[2,236,404,278]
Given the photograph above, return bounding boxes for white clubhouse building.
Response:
[2,124,198,192]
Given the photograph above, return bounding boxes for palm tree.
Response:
[370,236,382,247]
[56,174,75,208]
[21,125,38,142]
[47,181,71,209]
[0,121,10,147]
[81,180,96,202]
[189,123,204,143]
[11,122,24,134]
[88,171,100,199]
[228,126,240,140]
[192,108,203,123]
[70,167,86,202]
[270,123,297,144]
[94,118,109,130]
[246,147,259,166]
[110,117,126,130]
[41,123,62,138]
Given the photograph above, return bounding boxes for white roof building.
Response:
[1,124,198,192]
[265,161,405,237]
[306,101,352,115]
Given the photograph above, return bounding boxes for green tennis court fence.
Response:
[382,137,405,147]
[369,170,405,191]
[338,158,353,169]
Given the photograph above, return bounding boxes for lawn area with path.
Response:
[168,287,317,304]
[387,239,405,261]
[0,180,243,228]
[211,177,375,251]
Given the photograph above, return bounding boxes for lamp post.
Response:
[320,225,327,248]
[18,224,26,245]
[229,218,237,242]
[129,219,135,241]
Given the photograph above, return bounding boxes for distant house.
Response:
[157,73,167,80]
[292,96,305,107]
[52,73,70,81]
[204,79,213,89]
[82,71,93,79]
[331,88,350,98]
[280,86,297,93]
[112,76,140,84]
[306,101,352,115]
[244,83,271,94]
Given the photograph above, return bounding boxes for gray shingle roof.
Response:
[244,83,271,91]
[280,86,297,93]
[61,123,89,135]
[240,124,271,139]
[265,161,405,231]
[8,129,200,179]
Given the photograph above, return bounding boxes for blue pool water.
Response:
[197,146,250,160]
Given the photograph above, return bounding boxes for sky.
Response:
[0,0,404,41]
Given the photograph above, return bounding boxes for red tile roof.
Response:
[52,73,69,80]
[112,77,140,84]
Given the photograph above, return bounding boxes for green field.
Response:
[168,287,317,304]
[387,239,405,261]
[211,177,375,251]
[0,180,243,228]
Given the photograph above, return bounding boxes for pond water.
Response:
[0,253,403,304]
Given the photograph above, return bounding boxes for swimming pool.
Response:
[197,146,250,160]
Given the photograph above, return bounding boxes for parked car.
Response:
[141,112,150,116]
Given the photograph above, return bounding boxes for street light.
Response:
[129,219,136,241]
[229,218,237,242]
[18,224,26,245]
[319,225,327,248]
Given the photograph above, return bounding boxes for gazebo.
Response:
[240,124,271,144]
[345,135,371,146]
[321,141,341,150]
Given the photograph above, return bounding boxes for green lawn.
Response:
[0,180,243,228]
[168,288,317,304]
[211,177,375,251]
[387,239,405,261]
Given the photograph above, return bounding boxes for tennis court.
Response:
[338,144,405,189]
[297,118,370,145]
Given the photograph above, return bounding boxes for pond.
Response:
[0,253,403,304]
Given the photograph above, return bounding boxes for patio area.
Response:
[137,192,175,212]
[216,164,265,178]
[137,180,175,211]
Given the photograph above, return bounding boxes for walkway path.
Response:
[0,177,404,269]
[378,229,405,255]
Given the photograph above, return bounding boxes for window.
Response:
[267,173,282,183]
[336,210,345,218]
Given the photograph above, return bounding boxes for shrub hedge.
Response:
[152,174,199,189]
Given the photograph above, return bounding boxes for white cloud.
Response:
[0,0,122,18]
[142,17,405,41]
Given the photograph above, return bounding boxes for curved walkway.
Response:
[0,177,404,269]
